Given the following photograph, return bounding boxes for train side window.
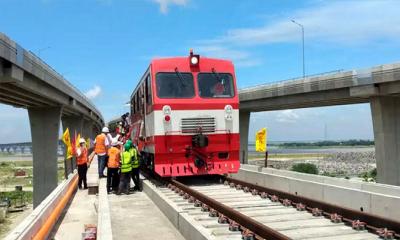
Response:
[146,75,152,105]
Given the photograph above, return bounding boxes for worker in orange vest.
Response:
[94,127,110,178]
[107,139,121,194]
[76,138,90,189]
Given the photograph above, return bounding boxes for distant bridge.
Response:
[0,33,104,207]
[239,62,400,186]
[0,141,65,155]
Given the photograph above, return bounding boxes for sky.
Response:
[0,0,399,143]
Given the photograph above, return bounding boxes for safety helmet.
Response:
[79,138,86,144]
[124,143,131,151]
[102,127,109,133]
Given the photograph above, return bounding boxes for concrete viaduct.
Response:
[239,62,400,186]
[0,33,104,207]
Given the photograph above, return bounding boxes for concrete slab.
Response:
[232,166,400,221]
[97,179,112,240]
[51,189,97,240]
[87,155,99,195]
[108,190,184,240]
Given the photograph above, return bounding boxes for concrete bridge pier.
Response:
[370,96,400,185]
[239,111,250,164]
[28,107,62,208]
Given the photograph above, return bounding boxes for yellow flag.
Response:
[255,128,267,152]
[61,128,73,159]
[75,133,81,148]
[86,138,90,148]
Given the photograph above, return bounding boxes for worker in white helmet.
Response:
[76,138,89,189]
[94,126,110,178]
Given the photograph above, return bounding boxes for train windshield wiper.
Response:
[212,68,224,85]
[175,67,187,88]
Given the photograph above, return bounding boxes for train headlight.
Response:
[190,56,198,65]
[163,105,172,123]
[189,49,200,67]
[162,105,171,115]
[224,105,233,121]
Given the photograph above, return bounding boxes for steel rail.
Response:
[225,177,400,238]
[170,179,291,240]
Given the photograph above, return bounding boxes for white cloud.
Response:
[208,1,400,46]
[153,0,188,14]
[197,0,400,67]
[85,85,102,100]
[196,45,261,67]
[276,110,300,123]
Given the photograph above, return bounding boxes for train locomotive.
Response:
[127,50,240,177]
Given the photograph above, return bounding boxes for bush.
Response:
[369,168,377,180]
[291,163,318,175]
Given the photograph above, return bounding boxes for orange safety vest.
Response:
[94,134,107,154]
[77,147,88,165]
[107,147,121,168]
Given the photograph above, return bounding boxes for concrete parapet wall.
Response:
[230,165,400,222]
[97,179,113,240]
[5,173,78,240]
[143,179,211,240]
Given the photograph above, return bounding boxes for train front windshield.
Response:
[156,72,235,99]
[198,73,234,98]
[156,72,195,98]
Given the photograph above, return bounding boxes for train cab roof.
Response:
[150,56,235,73]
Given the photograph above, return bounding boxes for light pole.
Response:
[291,19,305,78]
[37,46,51,58]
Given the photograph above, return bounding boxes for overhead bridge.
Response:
[239,62,400,186]
[0,33,104,207]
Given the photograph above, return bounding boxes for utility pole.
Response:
[291,19,305,78]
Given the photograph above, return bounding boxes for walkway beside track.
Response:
[108,185,184,240]
[50,189,97,240]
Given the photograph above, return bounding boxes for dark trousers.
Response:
[107,168,120,192]
[131,168,140,190]
[97,154,107,177]
[118,172,131,194]
[77,164,88,189]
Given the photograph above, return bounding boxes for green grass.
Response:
[0,191,33,205]
[0,160,66,187]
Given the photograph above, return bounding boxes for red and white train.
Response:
[128,51,240,177]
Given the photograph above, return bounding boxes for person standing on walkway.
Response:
[117,143,132,195]
[107,140,121,194]
[94,127,110,178]
[76,138,89,189]
[130,143,141,191]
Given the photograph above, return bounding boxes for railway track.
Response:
[151,175,400,240]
